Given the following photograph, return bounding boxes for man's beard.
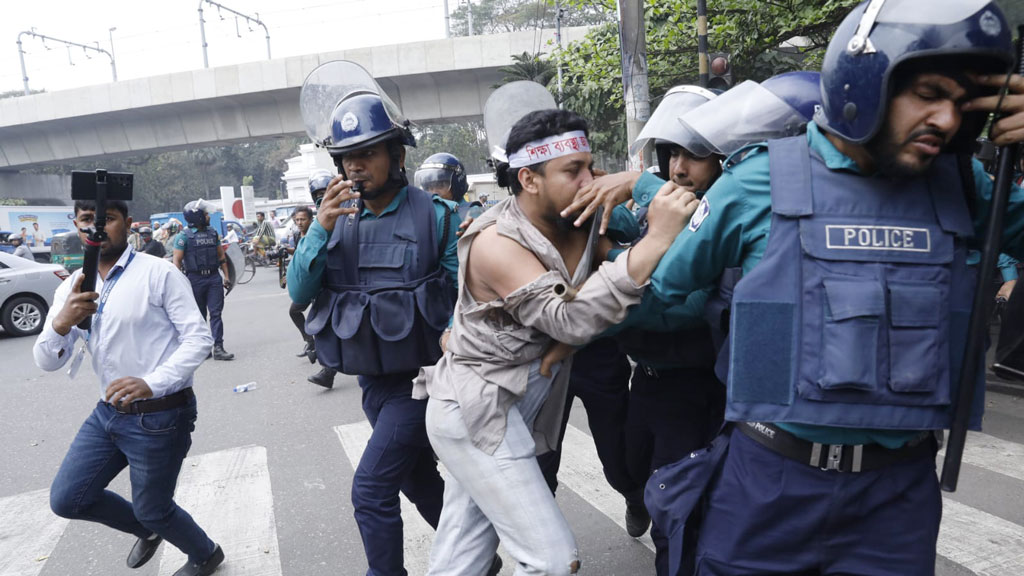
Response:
[865,125,947,179]
[100,239,128,263]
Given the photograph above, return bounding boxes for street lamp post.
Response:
[197,0,271,68]
[108,27,118,81]
[16,29,116,95]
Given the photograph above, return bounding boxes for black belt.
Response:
[737,421,934,473]
[188,269,216,276]
[112,388,194,415]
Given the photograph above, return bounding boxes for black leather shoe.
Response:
[172,544,224,576]
[625,499,651,538]
[308,367,336,389]
[486,554,503,576]
[305,342,317,364]
[212,345,235,361]
[127,534,162,569]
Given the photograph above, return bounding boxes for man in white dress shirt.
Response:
[33,199,225,576]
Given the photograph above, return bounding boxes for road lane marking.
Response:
[157,445,282,576]
[0,488,68,576]
[558,425,656,552]
[334,422,437,575]
[939,431,1024,483]
[939,499,1024,575]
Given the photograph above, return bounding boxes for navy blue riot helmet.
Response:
[816,0,1013,147]
[761,71,820,125]
[414,153,468,203]
[183,199,212,228]
[326,93,416,187]
[308,169,334,207]
[327,93,416,156]
[300,61,417,189]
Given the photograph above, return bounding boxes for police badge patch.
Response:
[688,196,710,232]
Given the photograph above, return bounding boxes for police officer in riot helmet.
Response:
[139,226,166,258]
[299,170,339,389]
[415,153,483,219]
[308,169,334,209]
[173,199,234,361]
[568,1,1024,574]
[289,61,464,576]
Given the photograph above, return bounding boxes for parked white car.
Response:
[0,251,69,337]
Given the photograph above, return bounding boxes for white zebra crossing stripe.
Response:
[939,431,1024,483]
[156,445,282,576]
[0,489,68,576]
[557,426,656,552]
[334,422,436,576]
[938,499,1024,575]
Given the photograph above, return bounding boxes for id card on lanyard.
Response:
[67,252,136,379]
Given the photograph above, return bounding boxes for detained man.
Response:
[417,109,698,575]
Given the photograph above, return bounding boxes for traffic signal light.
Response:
[708,52,732,90]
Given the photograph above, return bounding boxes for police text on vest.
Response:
[825,225,930,252]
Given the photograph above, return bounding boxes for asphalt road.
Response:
[2,268,1023,576]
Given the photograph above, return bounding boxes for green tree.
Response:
[557,0,860,163]
[450,0,611,37]
[496,52,557,87]
[0,198,28,206]
[407,121,491,175]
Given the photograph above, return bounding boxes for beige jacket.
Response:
[414,197,645,455]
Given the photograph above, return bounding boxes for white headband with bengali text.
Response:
[507,131,591,168]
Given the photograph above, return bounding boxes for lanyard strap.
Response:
[87,251,136,340]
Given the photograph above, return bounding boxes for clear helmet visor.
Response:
[678,80,810,157]
[483,81,558,162]
[414,166,455,195]
[877,0,996,25]
[299,60,408,146]
[630,86,716,158]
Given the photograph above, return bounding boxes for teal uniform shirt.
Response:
[632,123,1024,447]
[287,187,461,307]
[997,253,1019,281]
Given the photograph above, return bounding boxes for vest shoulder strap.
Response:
[767,136,814,217]
[929,154,975,238]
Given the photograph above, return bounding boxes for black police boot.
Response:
[212,345,235,361]
[486,554,502,576]
[171,544,224,576]
[624,491,651,538]
[308,367,336,389]
[126,533,162,569]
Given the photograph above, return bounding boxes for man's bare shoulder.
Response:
[470,225,546,272]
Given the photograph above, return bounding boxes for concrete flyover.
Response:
[0,27,591,171]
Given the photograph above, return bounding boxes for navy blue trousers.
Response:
[537,338,641,500]
[627,364,725,576]
[695,428,941,576]
[189,273,224,346]
[352,372,444,576]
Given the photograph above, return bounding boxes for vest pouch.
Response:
[818,278,884,391]
[888,282,944,396]
[359,242,409,284]
[332,292,384,376]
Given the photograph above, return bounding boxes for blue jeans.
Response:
[49,398,217,564]
[352,372,445,576]
[190,273,224,345]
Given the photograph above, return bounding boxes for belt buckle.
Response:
[811,443,864,472]
[642,364,658,378]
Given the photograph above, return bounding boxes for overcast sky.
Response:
[1,0,453,95]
